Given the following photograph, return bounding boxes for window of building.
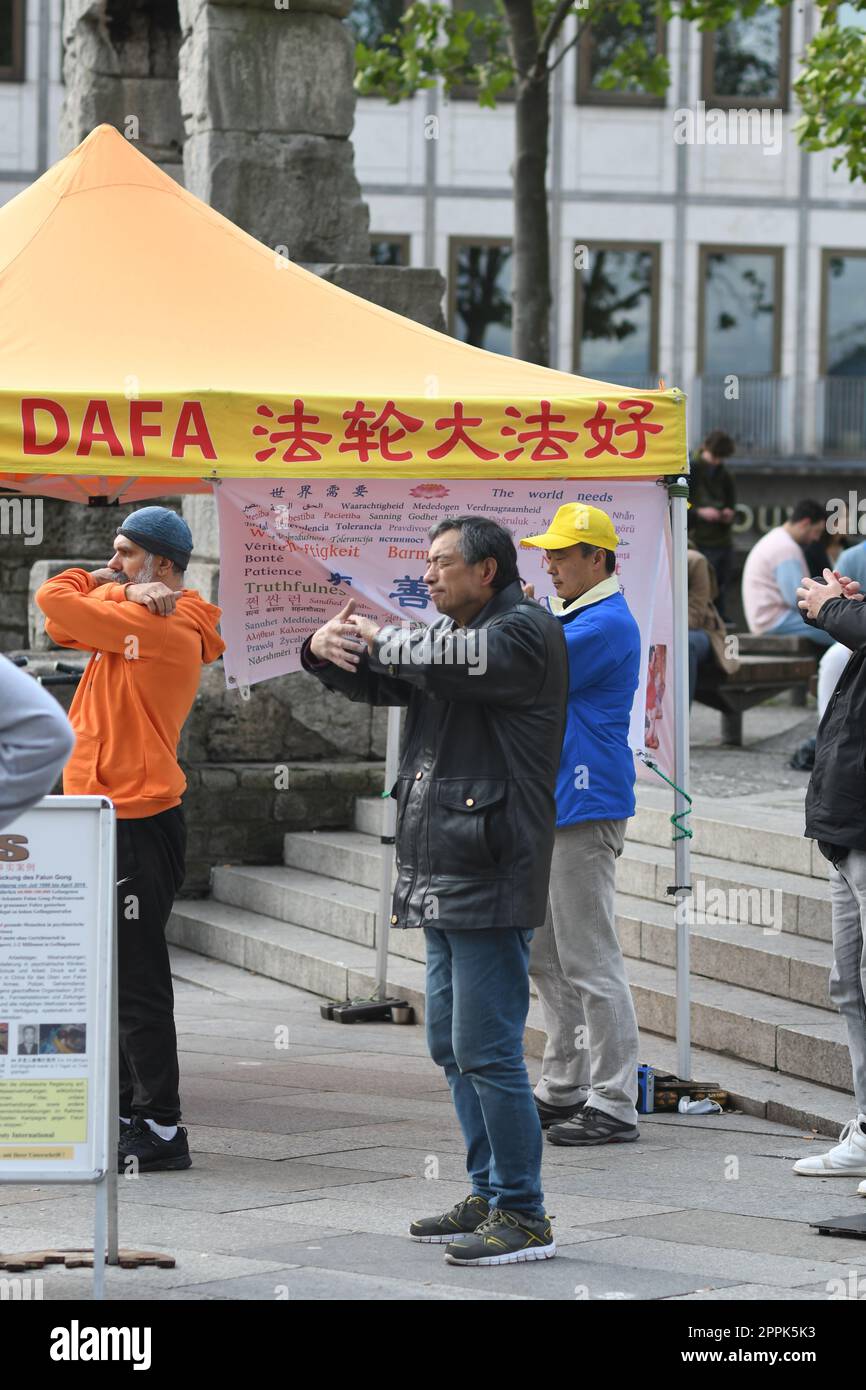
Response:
[346,0,407,50]
[699,247,782,376]
[449,239,512,355]
[702,6,791,109]
[0,1,25,82]
[577,0,666,107]
[573,243,659,383]
[371,235,410,267]
[822,252,866,376]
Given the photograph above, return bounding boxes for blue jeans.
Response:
[767,609,836,648]
[688,628,711,705]
[424,925,544,1218]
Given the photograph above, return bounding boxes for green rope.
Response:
[637,751,693,842]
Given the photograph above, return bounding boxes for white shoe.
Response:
[793,1118,866,1176]
[858,1180,866,1196]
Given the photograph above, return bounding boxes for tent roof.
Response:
[0,124,632,396]
[0,125,685,488]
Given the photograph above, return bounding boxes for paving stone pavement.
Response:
[5,950,866,1302]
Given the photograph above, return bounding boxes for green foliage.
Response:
[354,2,513,106]
[793,2,866,181]
[354,0,866,177]
[354,0,668,102]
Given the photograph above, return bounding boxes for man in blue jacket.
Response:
[520,504,642,1145]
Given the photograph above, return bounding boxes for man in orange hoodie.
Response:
[36,506,225,1173]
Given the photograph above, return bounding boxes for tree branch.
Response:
[538,0,579,58]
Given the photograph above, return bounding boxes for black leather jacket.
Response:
[805,596,866,849]
[301,580,568,929]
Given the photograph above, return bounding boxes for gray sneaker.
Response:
[444,1208,555,1266]
[409,1193,490,1243]
[547,1104,639,1146]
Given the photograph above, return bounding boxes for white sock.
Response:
[144,1118,178,1141]
[119,1116,131,1125]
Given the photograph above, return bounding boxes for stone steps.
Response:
[279,829,835,1011]
[181,864,848,1089]
[354,792,830,939]
[165,783,854,1136]
[166,896,852,1135]
[615,894,832,1011]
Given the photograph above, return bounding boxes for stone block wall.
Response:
[0,501,124,650]
[61,0,185,179]
[182,759,384,893]
[178,0,369,261]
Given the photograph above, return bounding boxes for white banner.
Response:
[215,478,674,771]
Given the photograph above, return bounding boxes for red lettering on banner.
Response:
[338,401,424,462]
[428,403,498,461]
[130,400,163,457]
[75,399,124,457]
[500,401,579,462]
[612,399,664,459]
[171,401,217,460]
[584,399,663,460]
[21,398,70,455]
[252,402,331,463]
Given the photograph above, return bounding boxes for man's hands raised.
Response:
[797,568,864,621]
[310,599,367,672]
[125,582,180,616]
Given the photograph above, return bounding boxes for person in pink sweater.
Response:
[741,500,835,649]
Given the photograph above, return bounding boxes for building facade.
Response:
[351,1,866,469]
[0,0,62,199]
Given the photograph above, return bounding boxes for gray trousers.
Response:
[829,850,866,1113]
[529,819,639,1125]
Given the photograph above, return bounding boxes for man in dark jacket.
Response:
[301,516,568,1267]
[794,567,866,1180]
[688,429,737,620]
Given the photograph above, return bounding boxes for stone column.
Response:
[178,0,370,262]
[60,0,185,180]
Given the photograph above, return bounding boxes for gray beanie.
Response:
[117,506,193,571]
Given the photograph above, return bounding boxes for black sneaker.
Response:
[119,1117,136,1139]
[547,1104,639,1147]
[117,1118,192,1173]
[444,1208,555,1266]
[409,1194,490,1243]
[535,1096,586,1129]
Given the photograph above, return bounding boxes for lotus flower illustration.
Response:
[410,483,449,498]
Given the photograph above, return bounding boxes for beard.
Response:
[136,553,159,584]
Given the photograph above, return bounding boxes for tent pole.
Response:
[375,705,401,1001]
[669,475,692,1080]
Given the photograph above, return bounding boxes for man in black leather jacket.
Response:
[794,566,866,1180]
[301,516,567,1267]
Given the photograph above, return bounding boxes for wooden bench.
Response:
[694,633,818,746]
[734,634,821,707]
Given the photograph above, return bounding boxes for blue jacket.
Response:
[545,589,641,825]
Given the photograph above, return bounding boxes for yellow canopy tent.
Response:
[0,124,692,1076]
[0,125,685,498]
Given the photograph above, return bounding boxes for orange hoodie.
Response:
[35,569,225,819]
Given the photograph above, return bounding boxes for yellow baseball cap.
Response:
[520,503,620,553]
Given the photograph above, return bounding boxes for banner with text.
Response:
[215,478,674,770]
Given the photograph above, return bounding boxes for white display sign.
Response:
[0,797,115,1183]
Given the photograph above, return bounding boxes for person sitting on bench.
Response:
[741,500,836,650]
[687,541,740,705]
